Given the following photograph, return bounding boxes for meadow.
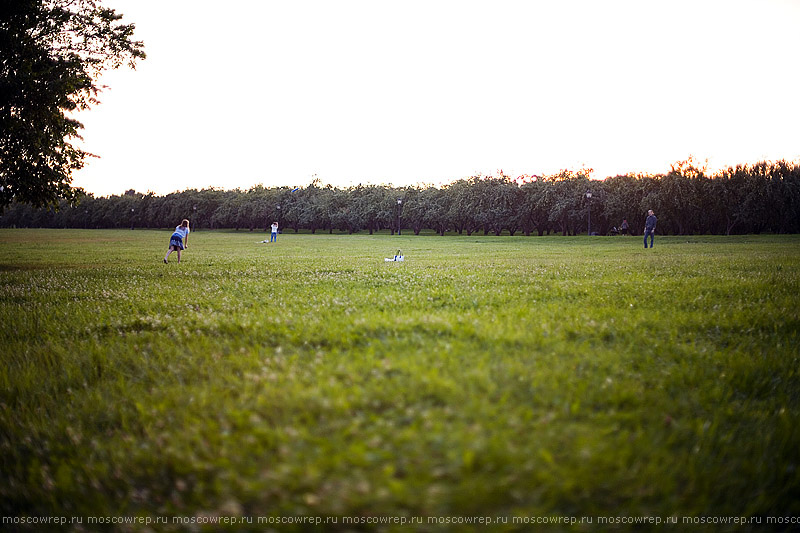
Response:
[1,229,798,531]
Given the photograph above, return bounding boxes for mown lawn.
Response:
[1,229,798,531]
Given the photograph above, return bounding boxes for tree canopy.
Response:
[4,160,800,236]
[0,0,144,211]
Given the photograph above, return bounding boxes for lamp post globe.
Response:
[396,199,403,236]
[586,191,592,236]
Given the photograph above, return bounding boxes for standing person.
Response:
[164,219,190,263]
[621,218,629,235]
[643,210,657,248]
[270,221,278,242]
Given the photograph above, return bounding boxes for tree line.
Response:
[2,159,800,236]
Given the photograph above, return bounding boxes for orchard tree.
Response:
[520,177,553,236]
[545,170,591,236]
[487,174,521,235]
[764,160,800,234]
[446,177,481,235]
[351,184,387,235]
[705,166,749,235]
[602,174,644,232]
[295,181,327,234]
[396,187,423,235]
[650,157,707,234]
[0,0,145,211]
[422,186,451,236]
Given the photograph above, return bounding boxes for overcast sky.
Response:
[73,0,800,197]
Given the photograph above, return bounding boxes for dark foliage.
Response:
[3,160,799,235]
[0,0,144,210]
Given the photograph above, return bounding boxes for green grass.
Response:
[1,229,799,531]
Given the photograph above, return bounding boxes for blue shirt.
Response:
[173,226,189,239]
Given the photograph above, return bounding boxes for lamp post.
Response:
[586,191,592,236]
[193,205,197,230]
[396,198,403,235]
[130,208,135,230]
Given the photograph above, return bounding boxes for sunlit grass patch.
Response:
[1,230,798,526]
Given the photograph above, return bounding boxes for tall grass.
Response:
[1,230,798,530]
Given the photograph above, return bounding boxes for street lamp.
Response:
[130,207,135,230]
[396,199,403,235]
[586,191,592,236]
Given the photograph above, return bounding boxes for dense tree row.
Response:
[2,160,800,236]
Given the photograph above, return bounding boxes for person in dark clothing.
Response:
[621,219,629,235]
[644,210,657,248]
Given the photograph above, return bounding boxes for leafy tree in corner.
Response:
[0,0,145,211]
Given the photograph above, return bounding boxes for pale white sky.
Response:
[74,0,800,197]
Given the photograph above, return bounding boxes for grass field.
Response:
[1,229,799,531]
